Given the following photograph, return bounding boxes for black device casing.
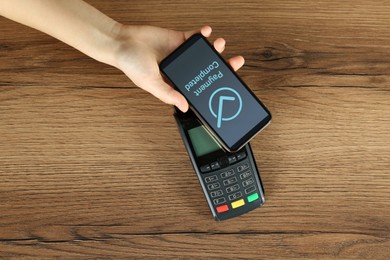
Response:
[174,110,265,221]
[161,33,272,152]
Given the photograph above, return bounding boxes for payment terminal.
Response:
[174,109,265,221]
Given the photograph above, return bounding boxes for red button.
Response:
[216,204,229,213]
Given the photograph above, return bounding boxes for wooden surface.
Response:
[0,0,389,258]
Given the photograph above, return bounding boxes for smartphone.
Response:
[160,33,271,152]
[174,109,265,221]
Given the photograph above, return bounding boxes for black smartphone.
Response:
[174,109,265,221]
[160,33,271,152]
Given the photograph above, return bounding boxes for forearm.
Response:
[0,1,227,111]
[0,0,122,66]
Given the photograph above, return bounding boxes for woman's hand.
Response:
[113,25,245,112]
[0,0,244,112]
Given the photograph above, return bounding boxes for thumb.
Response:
[145,79,189,112]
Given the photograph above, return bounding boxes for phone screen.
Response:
[161,34,271,151]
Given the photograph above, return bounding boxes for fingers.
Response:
[200,25,212,37]
[183,26,226,54]
[184,25,212,40]
[213,38,225,53]
[151,56,244,113]
[156,26,243,112]
[228,55,245,71]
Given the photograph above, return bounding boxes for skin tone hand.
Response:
[114,25,245,112]
[0,0,245,112]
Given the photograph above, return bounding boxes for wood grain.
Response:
[0,0,389,258]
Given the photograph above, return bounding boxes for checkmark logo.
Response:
[217,96,236,128]
[209,87,242,128]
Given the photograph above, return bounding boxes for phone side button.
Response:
[231,199,245,209]
[216,204,229,213]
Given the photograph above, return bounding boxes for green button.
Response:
[247,193,259,202]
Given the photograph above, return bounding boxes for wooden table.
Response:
[1,0,389,258]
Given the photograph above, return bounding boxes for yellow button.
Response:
[231,199,245,209]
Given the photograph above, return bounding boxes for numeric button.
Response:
[229,191,242,201]
[205,175,218,183]
[207,182,221,191]
[226,184,240,193]
[223,177,237,186]
[242,178,254,187]
[210,190,223,198]
[213,197,226,205]
[237,163,249,172]
[240,171,251,180]
[221,169,235,179]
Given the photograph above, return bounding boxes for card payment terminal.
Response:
[174,109,265,221]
